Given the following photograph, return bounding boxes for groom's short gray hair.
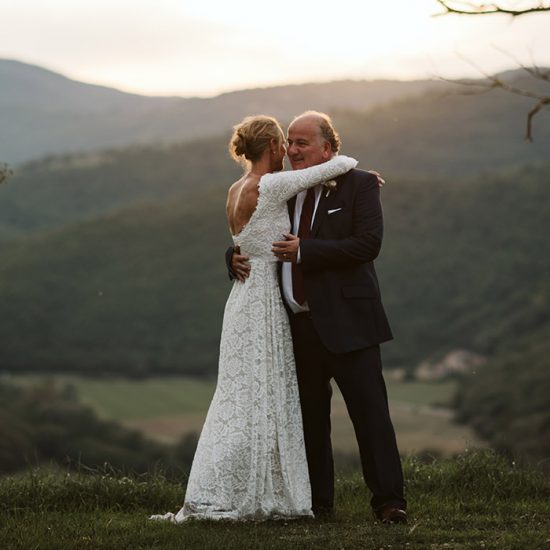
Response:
[293,110,341,153]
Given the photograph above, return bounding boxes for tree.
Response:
[435,1,550,141]
[0,163,13,185]
[435,1,550,16]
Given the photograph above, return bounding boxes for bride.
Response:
[151,115,356,522]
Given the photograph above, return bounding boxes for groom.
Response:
[229,111,406,523]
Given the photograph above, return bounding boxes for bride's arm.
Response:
[259,155,358,203]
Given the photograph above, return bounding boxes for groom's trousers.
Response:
[290,312,406,512]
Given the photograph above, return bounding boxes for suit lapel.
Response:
[311,189,329,237]
[311,174,345,237]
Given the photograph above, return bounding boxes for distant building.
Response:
[415,349,486,381]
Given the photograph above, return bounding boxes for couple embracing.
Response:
[152,111,407,524]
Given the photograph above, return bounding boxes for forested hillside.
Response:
[0,189,228,374]
[455,336,550,467]
[0,137,238,239]
[0,378,196,476]
[1,162,548,375]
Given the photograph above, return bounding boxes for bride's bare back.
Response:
[226,174,262,236]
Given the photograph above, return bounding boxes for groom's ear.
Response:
[321,141,332,160]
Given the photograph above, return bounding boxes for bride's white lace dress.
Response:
[151,155,357,522]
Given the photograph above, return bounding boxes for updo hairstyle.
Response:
[229,115,283,164]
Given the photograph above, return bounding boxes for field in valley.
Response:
[9,374,483,460]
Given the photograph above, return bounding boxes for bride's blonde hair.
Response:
[229,115,283,165]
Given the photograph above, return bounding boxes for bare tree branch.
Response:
[437,75,501,97]
[439,67,550,140]
[442,73,547,100]
[435,0,550,16]
[433,3,550,140]
[485,75,548,101]
[490,45,550,83]
[524,66,550,83]
[526,97,550,141]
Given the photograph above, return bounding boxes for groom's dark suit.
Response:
[227,167,405,513]
[287,168,405,513]
[289,168,393,352]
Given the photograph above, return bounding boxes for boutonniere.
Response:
[323,179,337,198]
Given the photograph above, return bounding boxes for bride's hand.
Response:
[368,170,386,188]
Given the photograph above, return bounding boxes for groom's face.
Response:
[286,117,332,170]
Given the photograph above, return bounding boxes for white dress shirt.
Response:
[282,184,324,314]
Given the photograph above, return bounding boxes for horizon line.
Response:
[0,56,537,101]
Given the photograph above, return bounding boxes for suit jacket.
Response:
[227,167,393,354]
[294,168,393,353]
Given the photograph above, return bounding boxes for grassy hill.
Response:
[1,451,549,549]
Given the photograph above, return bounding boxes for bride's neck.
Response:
[248,151,273,177]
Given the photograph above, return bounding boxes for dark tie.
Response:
[292,187,316,305]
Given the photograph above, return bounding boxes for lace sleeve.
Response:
[258,155,358,204]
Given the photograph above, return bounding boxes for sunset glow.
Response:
[2,0,549,96]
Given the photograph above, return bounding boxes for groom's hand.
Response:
[272,233,299,263]
[231,246,251,282]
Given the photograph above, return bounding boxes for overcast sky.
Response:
[2,0,549,97]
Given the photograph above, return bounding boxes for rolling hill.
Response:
[1,69,548,241]
[0,59,439,164]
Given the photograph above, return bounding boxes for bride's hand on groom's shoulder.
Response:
[368,170,386,188]
[231,246,251,282]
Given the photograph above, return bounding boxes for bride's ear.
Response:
[269,138,278,155]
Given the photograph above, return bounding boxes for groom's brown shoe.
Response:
[374,506,407,524]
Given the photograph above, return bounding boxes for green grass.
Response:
[1,451,549,549]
